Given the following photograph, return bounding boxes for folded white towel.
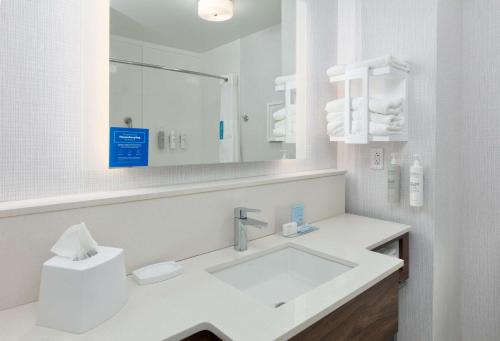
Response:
[325,99,346,113]
[352,97,403,115]
[327,121,345,135]
[326,56,410,78]
[274,120,286,129]
[327,120,344,132]
[352,111,403,125]
[353,121,403,136]
[275,75,296,86]
[328,127,344,137]
[273,109,286,121]
[370,113,403,125]
[326,112,344,123]
[348,55,410,72]
[273,127,286,137]
[326,64,347,77]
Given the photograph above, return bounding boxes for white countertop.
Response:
[0,214,410,341]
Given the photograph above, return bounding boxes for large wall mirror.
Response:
[109,0,298,167]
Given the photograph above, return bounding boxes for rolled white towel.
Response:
[273,109,286,121]
[326,64,347,77]
[326,112,344,123]
[352,111,403,125]
[352,97,403,115]
[273,127,286,137]
[348,55,410,72]
[325,99,346,113]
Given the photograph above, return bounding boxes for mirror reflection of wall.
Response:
[110,0,297,167]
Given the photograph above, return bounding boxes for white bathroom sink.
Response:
[209,245,355,308]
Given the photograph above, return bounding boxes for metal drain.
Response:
[274,302,286,308]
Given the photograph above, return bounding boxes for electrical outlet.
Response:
[370,148,384,170]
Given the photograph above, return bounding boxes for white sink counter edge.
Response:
[0,213,410,341]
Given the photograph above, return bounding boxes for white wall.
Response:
[240,25,284,161]
[433,1,463,340]
[109,39,143,128]
[461,1,500,339]
[281,0,297,76]
[336,1,437,340]
[0,0,337,203]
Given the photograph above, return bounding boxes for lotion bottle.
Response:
[388,153,401,204]
[410,154,424,207]
[169,130,177,150]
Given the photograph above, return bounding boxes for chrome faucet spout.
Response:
[234,207,268,252]
[242,217,267,229]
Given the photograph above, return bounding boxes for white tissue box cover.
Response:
[37,246,128,334]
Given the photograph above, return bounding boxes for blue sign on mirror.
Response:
[109,127,149,168]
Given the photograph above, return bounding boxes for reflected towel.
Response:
[274,120,286,129]
[273,127,286,137]
[273,109,286,121]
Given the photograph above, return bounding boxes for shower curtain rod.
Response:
[110,58,229,82]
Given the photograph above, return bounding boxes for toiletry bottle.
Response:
[388,153,401,204]
[410,154,424,207]
[169,130,176,150]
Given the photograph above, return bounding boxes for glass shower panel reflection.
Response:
[110,57,238,166]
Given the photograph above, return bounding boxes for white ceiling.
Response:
[110,0,282,53]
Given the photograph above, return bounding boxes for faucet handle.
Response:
[234,207,261,219]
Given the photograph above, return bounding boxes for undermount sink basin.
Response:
[209,244,355,308]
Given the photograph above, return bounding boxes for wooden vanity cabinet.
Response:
[290,272,399,341]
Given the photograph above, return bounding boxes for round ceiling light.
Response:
[198,0,234,22]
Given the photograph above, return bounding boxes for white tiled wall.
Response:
[0,0,338,203]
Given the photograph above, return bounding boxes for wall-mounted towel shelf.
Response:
[273,75,297,144]
[267,102,286,142]
[329,65,408,84]
[325,58,410,145]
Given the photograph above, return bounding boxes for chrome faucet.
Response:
[234,207,268,251]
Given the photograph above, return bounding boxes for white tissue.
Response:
[51,222,99,261]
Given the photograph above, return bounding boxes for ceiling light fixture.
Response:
[198,0,234,22]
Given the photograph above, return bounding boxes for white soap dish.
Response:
[132,261,183,285]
